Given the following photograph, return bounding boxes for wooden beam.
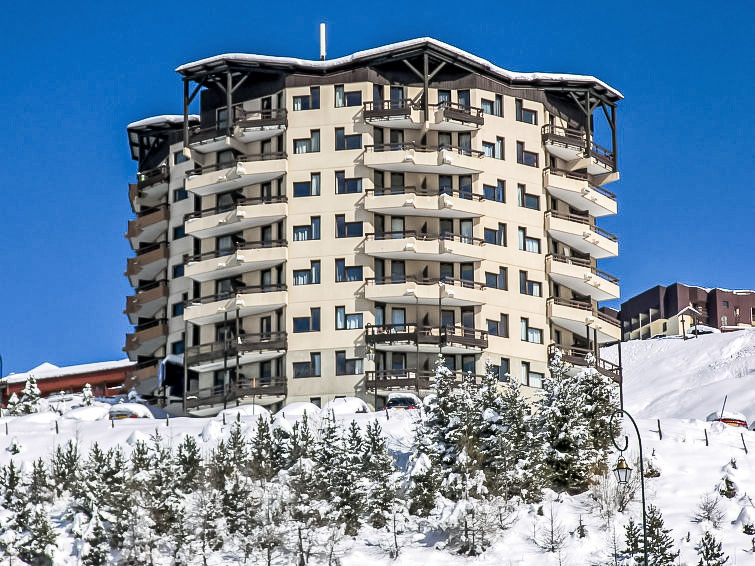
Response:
[427,61,446,81]
[183,79,190,149]
[226,71,233,137]
[423,53,429,117]
[403,59,424,80]
[231,72,251,94]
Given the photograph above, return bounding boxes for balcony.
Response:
[126,359,160,386]
[363,143,484,175]
[428,102,485,131]
[364,231,486,262]
[185,239,287,283]
[184,196,287,239]
[364,277,487,307]
[130,165,169,206]
[545,254,620,302]
[124,280,169,324]
[189,108,288,154]
[547,297,621,344]
[365,323,488,354]
[542,125,587,162]
[588,140,617,176]
[185,376,287,411]
[365,368,487,392]
[547,344,621,384]
[185,152,287,197]
[543,169,617,217]
[184,284,288,325]
[186,331,287,372]
[363,100,422,129]
[545,211,618,259]
[125,242,169,286]
[126,204,169,248]
[123,319,168,357]
[364,186,486,218]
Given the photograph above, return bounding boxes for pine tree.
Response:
[696,530,729,566]
[6,392,20,415]
[51,440,81,496]
[332,420,365,535]
[176,434,203,493]
[251,415,275,481]
[28,458,53,505]
[645,504,679,565]
[19,373,41,414]
[536,352,595,493]
[82,516,110,566]
[578,366,619,475]
[82,383,94,406]
[288,412,315,465]
[362,419,396,528]
[623,517,644,562]
[19,507,57,566]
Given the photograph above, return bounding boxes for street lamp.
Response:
[610,409,649,566]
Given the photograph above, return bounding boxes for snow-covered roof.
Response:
[1,359,135,385]
[176,37,622,100]
[127,114,199,131]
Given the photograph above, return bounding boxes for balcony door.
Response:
[390,86,404,108]
[374,259,385,285]
[390,260,405,284]
[391,308,406,332]
[260,316,272,340]
[460,219,473,244]
[389,129,403,151]
[390,216,405,238]
[438,90,451,109]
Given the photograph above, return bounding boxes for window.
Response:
[335,307,364,330]
[493,358,509,382]
[310,397,321,408]
[722,300,729,308]
[293,308,320,333]
[519,271,542,297]
[335,171,362,194]
[335,215,363,238]
[480,98,499,115]
[172,299,185,317]
[520,318,543,344]
[173,188,188,202]
[483,180,505,202]
[437,89,451,108]
[482,141,495,158]
[335,128,362,150]
[173,150,189,165]
[335,259,363,282]
[172,263,184,278]
[171,339,185,355]
[172,226,185,240]
[521,362,543,388]
[335,85,362,107]
[293,173,321,197]
[484,223,507,246]
[293,353,321,378]
[457,90,470,109]
[458,176,473,199]
[485,267,508,290]
[487,314,509,337]
[293,217,321,241]
[518,227,541,253]
[517,141,539,167]
[517,184,540,210]
[294,130,320,154]
[293,261,320,285]
[293,87,319,110]
[515,99,537,125]
[495,137,504,159]
[336,351,364,375]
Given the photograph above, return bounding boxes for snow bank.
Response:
[322,397,370,416]
[215,404,271,422]
[109,403,153,419]
[63,404,111,422]
[275,402,321,421]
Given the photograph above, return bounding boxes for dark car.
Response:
[385,394,420,410]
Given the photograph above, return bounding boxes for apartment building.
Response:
[620,283,755,340]
[123,38,623,415]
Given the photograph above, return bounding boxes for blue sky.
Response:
[1,0,753,374]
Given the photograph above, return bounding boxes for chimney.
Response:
[319,23,326,61]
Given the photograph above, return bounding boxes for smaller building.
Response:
[619,283,755,341]
[1,359,135,405]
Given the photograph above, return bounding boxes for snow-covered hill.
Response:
[603,329,755,421]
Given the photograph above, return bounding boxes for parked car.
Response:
[385,392,421,410]
[109,403,154,420]
[706,410,748,428]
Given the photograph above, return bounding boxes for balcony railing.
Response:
[184,283,287,306]
[365,142,485,158]
[547,210,618,242]
[590,140,616,169]
[364,185,484,200]
[547,254,619,285]
[189,108,288,143]
[541,125,587,150]
[184,194,287,221]
[366,323,488,349]
[185,151,287,177]
[185,376,287,409]
[545,167,617,200]
[365,368,488,391]
[430,102,485,125]
[547,344,621,384]
[363,100,415,119]
[186,331,288,365]
[365,230,486,246]
[548,297,621,329]
[365,276,486,290]
[136,165,169,190]
[185,239,287,264]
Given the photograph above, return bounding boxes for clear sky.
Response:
[1,0,753,374]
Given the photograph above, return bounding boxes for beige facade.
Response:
[124,39,622,415]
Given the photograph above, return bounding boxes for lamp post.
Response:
[610,408,648,566]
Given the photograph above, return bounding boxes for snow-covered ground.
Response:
[1,330,755,564]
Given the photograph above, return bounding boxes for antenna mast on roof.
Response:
[319,23,326,60]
